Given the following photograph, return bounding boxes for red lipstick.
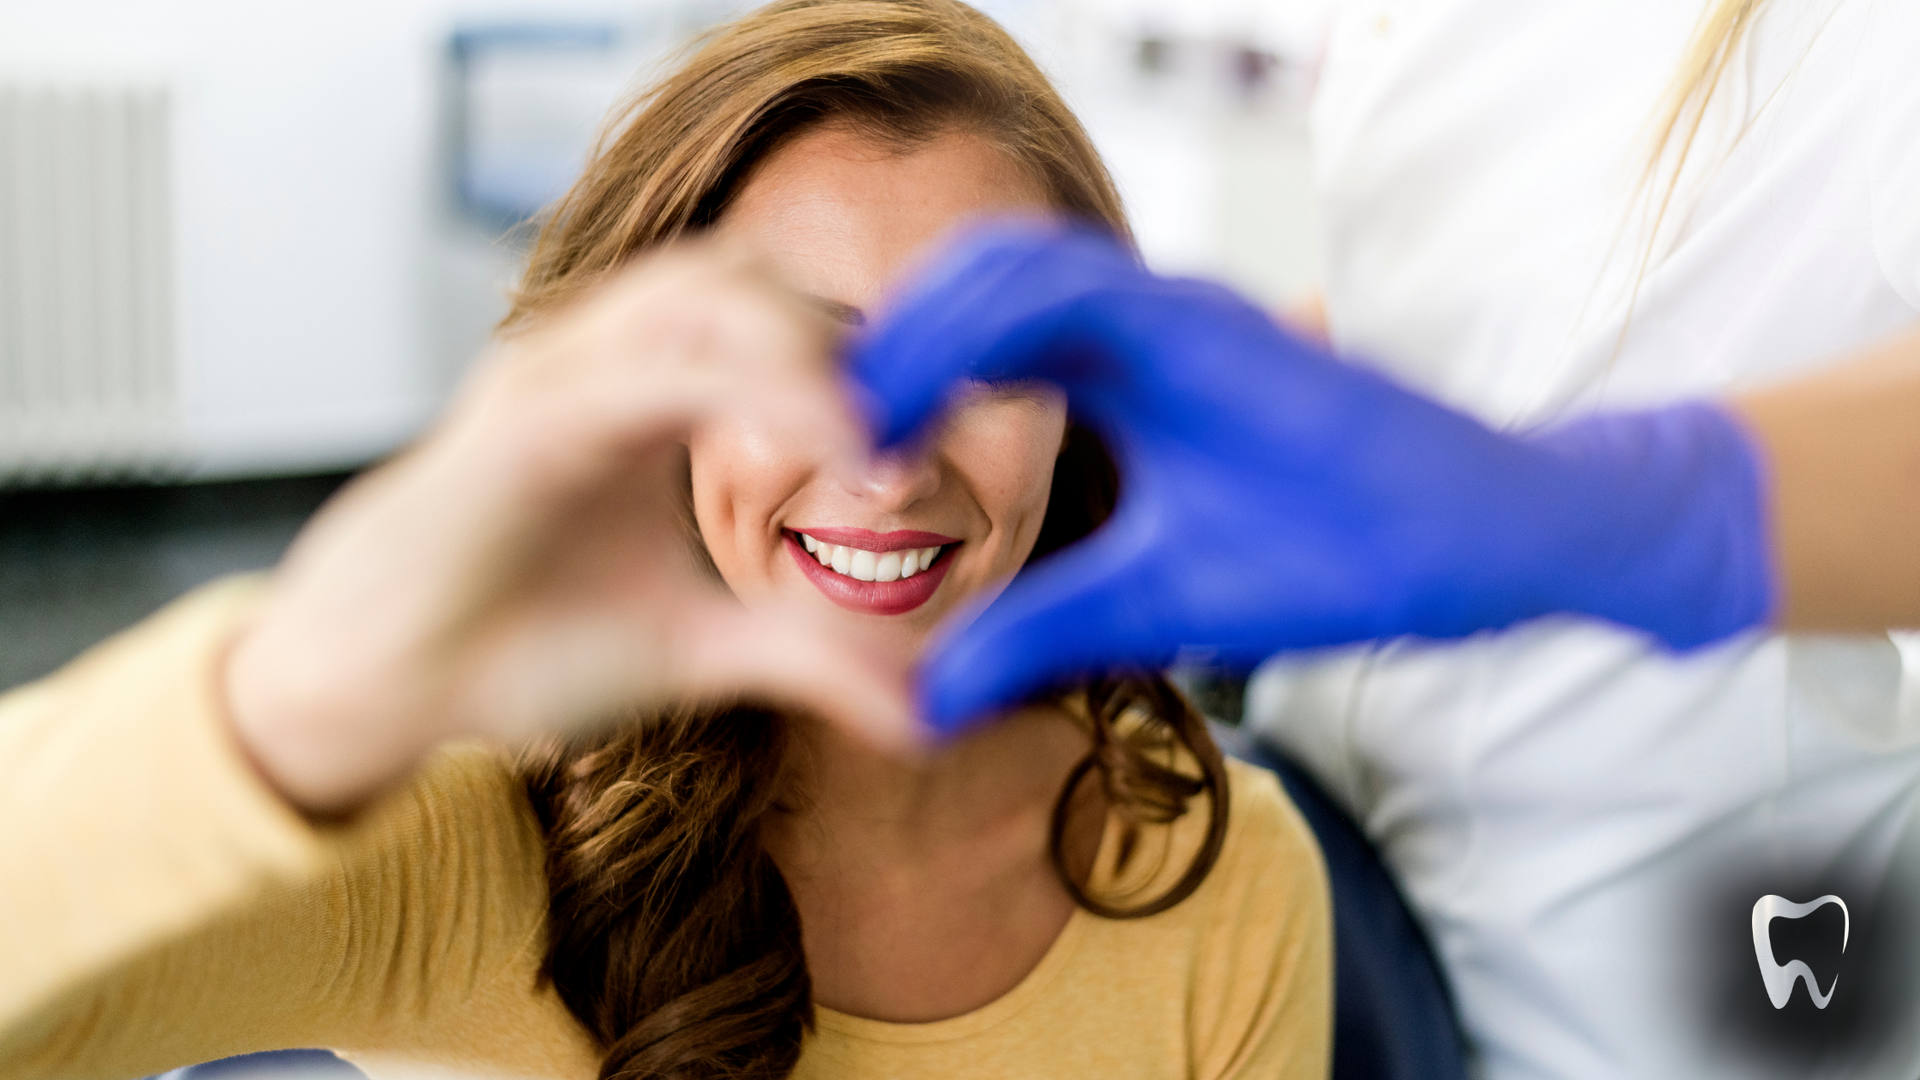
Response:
[785,531,957,615]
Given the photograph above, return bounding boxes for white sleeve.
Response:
[1243,647,1374,818]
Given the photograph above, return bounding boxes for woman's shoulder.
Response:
[1092,750,1327,921]
[1041,754,1331,1080]
[1215,756,1324,891]
[1152,755,1329,941]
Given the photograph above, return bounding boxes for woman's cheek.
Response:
[944,399,1068,568]
[687,420,816,595]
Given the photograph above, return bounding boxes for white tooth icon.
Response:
[802,534,818,553]
[875,552,902,582]
[830,546,851,575]
[1751,894,1848,1010]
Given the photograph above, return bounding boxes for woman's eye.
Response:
[965,375,1044,396]
[956,377,1063,413]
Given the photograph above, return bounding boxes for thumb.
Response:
[850,222,1142,448]
[675,601,924,755]
[918,521,1166,734]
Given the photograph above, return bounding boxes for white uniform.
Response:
[1248,1,1920,1077]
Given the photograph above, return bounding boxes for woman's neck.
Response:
[763,703,1102,1022]
[785,705,1086,845]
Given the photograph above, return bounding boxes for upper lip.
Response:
[788,526,960,553]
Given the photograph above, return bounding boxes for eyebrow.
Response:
[806,295,867,326]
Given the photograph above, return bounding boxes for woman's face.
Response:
[695,124,1066,655]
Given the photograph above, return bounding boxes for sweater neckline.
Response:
[809,904,1091,1044]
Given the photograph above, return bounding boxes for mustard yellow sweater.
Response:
[0,579,1331,1080]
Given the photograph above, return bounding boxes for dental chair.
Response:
[153,733,1473,1080]
[1216,723,1473,1080]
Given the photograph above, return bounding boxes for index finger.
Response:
[847,221,1146,448]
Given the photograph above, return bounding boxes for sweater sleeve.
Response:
[0,578,587,1080]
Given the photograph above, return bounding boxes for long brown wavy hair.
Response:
[512,3,1230,1078]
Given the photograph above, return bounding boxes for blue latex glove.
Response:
[850,225,1775,733]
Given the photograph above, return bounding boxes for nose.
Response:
[851,448,942,512]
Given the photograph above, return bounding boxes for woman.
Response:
[0,3,1329,1080]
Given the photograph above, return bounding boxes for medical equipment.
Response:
[852,226,1774,730]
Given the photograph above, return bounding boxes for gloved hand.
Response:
[850,225,1775,732]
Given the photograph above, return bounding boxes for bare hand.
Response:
[225,245,917,815]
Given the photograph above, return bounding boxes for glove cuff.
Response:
[1526,402,1776,649]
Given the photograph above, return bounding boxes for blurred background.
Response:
[0,0,1327,690]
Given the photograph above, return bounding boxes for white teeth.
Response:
[797,533,944,583]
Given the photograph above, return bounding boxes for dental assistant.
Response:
[854,0,1920,1076]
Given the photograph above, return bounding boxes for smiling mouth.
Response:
[784,528,959,615]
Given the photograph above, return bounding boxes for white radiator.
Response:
[0,81,179,482]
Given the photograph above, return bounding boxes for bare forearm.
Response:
[1730,325,1920,632]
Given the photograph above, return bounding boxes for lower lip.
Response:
[786,534,954,615]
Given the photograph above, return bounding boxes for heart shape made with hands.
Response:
[849,224,1772,734]
[226,246,921,816]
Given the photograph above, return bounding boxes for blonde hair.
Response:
[1595,0,1769,368]
[1638,0,1769,249]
